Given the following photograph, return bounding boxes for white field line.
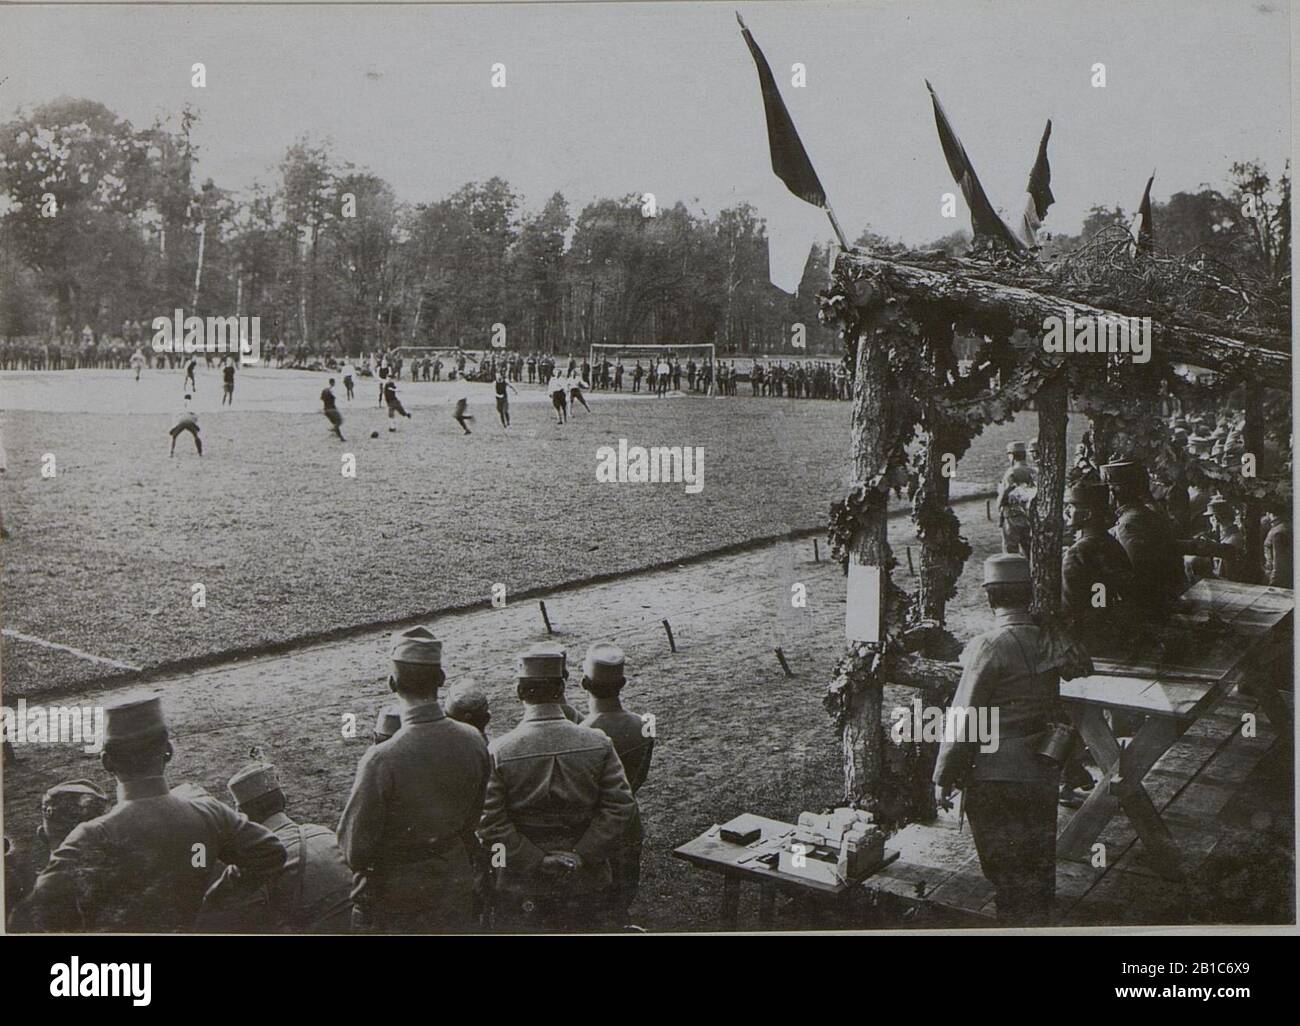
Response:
[2,629,142,672]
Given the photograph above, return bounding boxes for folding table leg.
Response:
[721,876,740,926]
[1115,717,1186,879]
[758,882,776,924]
[1058,707,1123,861]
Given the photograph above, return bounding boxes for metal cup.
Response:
[1037,722,1076,766]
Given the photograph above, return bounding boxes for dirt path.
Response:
[3,491,1006,931]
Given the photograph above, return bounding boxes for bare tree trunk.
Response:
[841,321,893,804]
[1031,372,1068,616]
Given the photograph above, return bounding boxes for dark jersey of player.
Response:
[222,366,235,385]
[320,388,337,410]
[495,380,508,399]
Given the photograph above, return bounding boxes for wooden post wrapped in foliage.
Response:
[1030,371,1068,616]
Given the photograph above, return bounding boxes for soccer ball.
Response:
[370,430,379,438]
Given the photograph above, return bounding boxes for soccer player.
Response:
[382,379,412,432]
[655,356,670,398]
[220,359,236,406]
[376,358,390,406]
[321,379,345,441]
[548,371,568,425]
[494,372,519,429]
[183,355,198,393]
[169,394,202,457]
[453,395,474,435]
[130,347,146,382]
[568,368,592,415]
[342,362,355,401]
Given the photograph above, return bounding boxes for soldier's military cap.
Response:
[104,696,168,744]
[390,625,442,666]
[983,553,1031,586]
[1101,459,1147,487]
[227,762,282,806]
[1066,482,1109,509]
[373,705,402,741]
[446,681,490,723]
[1006,441,1028,456]
[582,643,626,685]
[1187,433,1213,453]
[41,779,109,819]
[517,642,567,681]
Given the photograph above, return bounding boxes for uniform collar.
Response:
[522,703,568,723]
[262,811,295,832]
[994,609,1036,628]
[589,696,624,714]
[116,776,170,801]
[401,702,446,726]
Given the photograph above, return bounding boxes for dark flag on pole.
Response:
[1129,174,1155,255]
[737,13,826,207]
[926,80,1026,253]
[1019,119,1055,248]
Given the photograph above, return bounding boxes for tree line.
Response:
[1,98,1287,358]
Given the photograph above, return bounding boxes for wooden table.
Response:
[1057,579,1293,880]
[672,812,899,926]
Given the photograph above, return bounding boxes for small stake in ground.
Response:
[539,601,554,635]
[662,618,677,652]
[812,539,820,562]
[985,499,992,521]
[906,546,915,576]
[774,646,794,678]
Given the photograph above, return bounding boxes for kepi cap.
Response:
[373,705,402,741]
[583,643,626,685]
[1101,459,1146,488]
[1066,482,1109,509]
[983,553,1031,586]
[1006,441,1027,456]
[227,762,282,806]
[104,696,168,745]
[517,642,567,681]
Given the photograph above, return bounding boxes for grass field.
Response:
[1,366,1046,694]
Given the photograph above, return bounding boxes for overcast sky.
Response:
[0,0,1290,288]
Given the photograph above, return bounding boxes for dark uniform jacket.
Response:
[580,702,654,794]
[202,812,353,932]
[338,703,489,919]
[1111,502,1183,620]
[30,777,286,932]
[1265,520,1292,588]
[478,704,635,893]
[1061,525,1134,635]
[933,612,1062,789]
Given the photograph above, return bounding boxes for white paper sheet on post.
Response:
[846,557,883,645]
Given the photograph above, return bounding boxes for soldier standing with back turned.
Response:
[338,626,490,932]
[479,643,635,932]
[933,556,1077,926]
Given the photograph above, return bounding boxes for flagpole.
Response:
[824,204,851,252]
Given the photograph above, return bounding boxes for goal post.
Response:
[588,343,718,394]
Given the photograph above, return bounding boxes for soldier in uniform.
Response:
[1060,482,1134,641]
[338,626,490,933]
[1263,508,1292,588]
[933,555,1068,926]
[6,780,111,931]
[997,441,1036,557]
[29,697,286,932]
[478,642,636,931]
[578,643,654,925]
[203,762,354,933]
[1186,495,1251,583]
[1102,459,1184,622]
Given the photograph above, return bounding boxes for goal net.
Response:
[588,343,718,394]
